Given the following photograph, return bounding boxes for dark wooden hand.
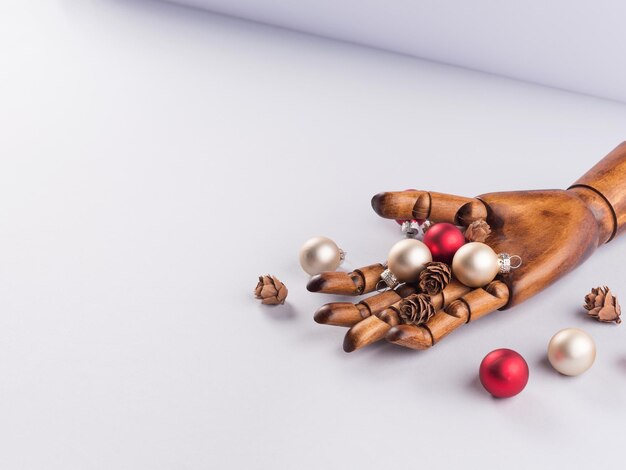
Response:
[308,142,626,352]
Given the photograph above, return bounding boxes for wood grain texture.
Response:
[428,192,487,225]
[479,190,598,308]
[370,144,626,312]
[321,143,626,349]
[314,284,417,326]
[370,190,424,220]
[477,143,626,308]
[372,190,486,224]
[343,315,397,352]
[570,141,626,241]
[306,263,385,295]
[386,280,509,349]
[344,281,471,351]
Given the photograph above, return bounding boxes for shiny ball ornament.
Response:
[299,236,343,276]
[452,242,500,287]
[547,328,596,376]
[479,348,529,398]
[423,222,466,264]
[387,239,432,282]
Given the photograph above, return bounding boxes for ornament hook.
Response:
[401,220,420,238]
[509,255,522,269]
[498,253,522,274]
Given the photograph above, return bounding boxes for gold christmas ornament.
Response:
[381,238,432,288]
[451,242,521,288]
[547,328,596,376]
[254,275,288,305]
[299,236,345,276]
[452,242,500,287]
[584,286,621,324]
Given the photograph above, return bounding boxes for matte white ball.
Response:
[452,242,500,287]
[387,239,432,282]
[547,328,596,376]
[299,236,342,276]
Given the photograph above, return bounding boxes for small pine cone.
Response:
[584,286,621,324]
[397,293,435,326]
[418,262,452,296]
[464,219,491,243]
[254,275,288,305]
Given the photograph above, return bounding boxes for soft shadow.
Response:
[616,356,626,373]
[369,341,427,360]
[537,355,554,372]
[466,376,488,398]
[261,302,298,321]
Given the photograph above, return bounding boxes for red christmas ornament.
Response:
[479,348,529,398]
[422,222,465,264]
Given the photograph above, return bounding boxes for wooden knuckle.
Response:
[379,306,401,326]
[360,289,402,315]
[463,286,509,322]
[354,263,386,294]
[445,299,470,320]
[412,192,431,220]
[456,200,488,226]
[440,279,472,307]
[424,311,465,344]
[350,271,366,295]
[485,280,510,302]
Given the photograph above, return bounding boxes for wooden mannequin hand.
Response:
[308,142,626,352]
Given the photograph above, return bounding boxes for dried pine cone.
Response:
[254,275,288,305]
[464,219,491,243]
[419,262,452,296]
[397,293,435,326]
[584,286,621,324]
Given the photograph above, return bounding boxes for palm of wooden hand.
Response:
[308,143,626,352]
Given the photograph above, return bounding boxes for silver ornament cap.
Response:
[401,220,420,238]
[498,253,523,274]
[379,268,399,289]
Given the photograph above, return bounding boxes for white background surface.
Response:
[174,0,626,103]
[2,1,626,469]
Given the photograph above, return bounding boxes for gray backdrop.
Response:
[2,1,626,469]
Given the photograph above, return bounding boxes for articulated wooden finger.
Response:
[371,190,487,225]
[369,190,425,220]
[344,280,471,351]
[430,192,488,226]
[307,263,385,295]
[314,284,417,326]
[386,280,510,350]
[342,314,399,352]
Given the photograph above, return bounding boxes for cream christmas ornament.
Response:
[299,236,345,276]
